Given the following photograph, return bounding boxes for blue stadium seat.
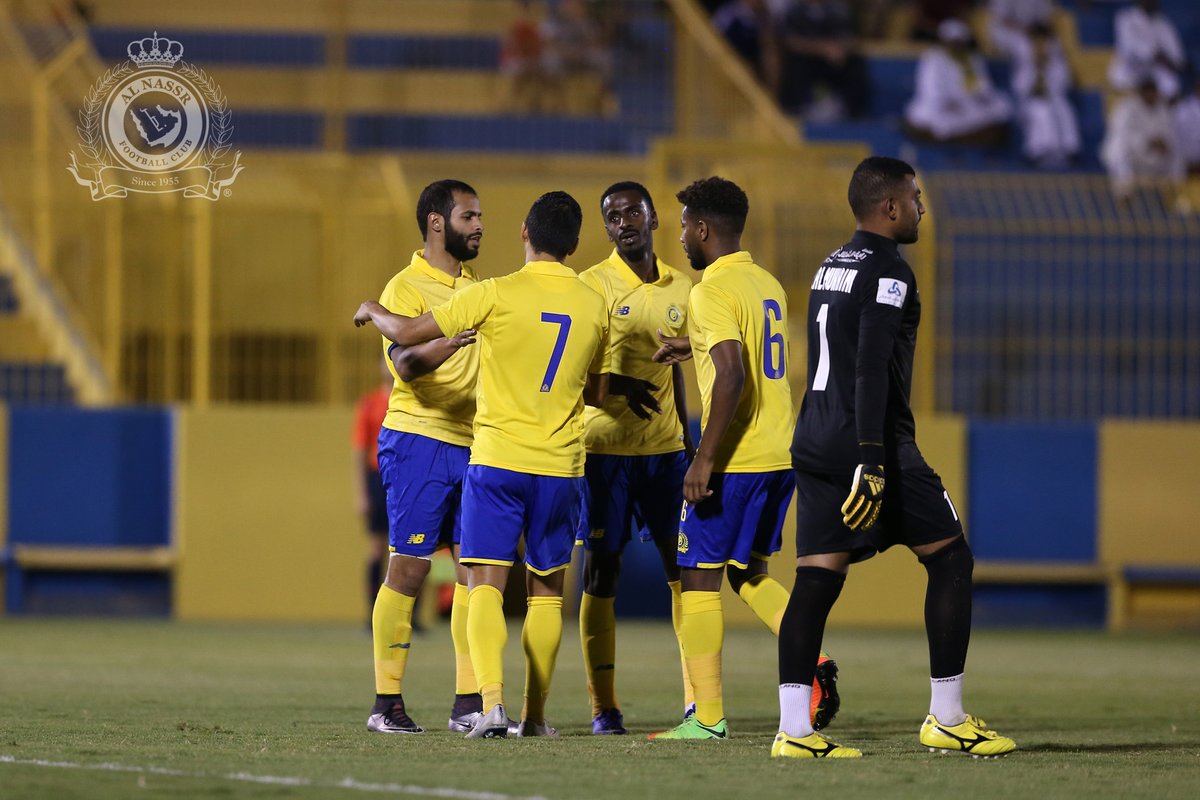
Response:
[91,28,325,66]
[0,363,74,405]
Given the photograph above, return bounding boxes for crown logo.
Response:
[127,32,184,68]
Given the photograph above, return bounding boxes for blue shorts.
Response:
[460,465,586,575]
[581,451,689,553]
[677,470,795,569]
[377,428,469,557]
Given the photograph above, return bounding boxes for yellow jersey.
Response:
[580,249,691,455]
[688,250,793,472]
[378,250,479,447]
[430,260,609,478]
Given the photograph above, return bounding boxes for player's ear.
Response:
[520,221,529,242]
[884,197,898,220]
[696,219,709,241]
[429,212,443,234]
[649,210,659,231]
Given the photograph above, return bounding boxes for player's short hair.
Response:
[526,191,583,261]
[675,176,749,235]
[600,181,656,215]
[416,179,478,239]
[848,157,916,220]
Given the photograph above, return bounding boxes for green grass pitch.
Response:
[1,617,1198,799]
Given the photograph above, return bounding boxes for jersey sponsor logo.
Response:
[876,278,908,308]
[406,533,426,545]
[677,531,689,553]
[615,305,631,316]
[810,265,858,294]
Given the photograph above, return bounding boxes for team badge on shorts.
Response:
[677,532,689,554]
[68,32,243,200]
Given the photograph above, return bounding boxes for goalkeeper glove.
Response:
[841,464,885,530]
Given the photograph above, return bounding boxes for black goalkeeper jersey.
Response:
[790,230,919,475]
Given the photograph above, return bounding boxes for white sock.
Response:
[929,674,965,726]
[779,683,814,737]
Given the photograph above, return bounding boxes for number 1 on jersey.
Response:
[539,312,572,392]
[813,303,830,391]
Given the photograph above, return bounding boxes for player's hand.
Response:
[448,329,477,349]
[683,454,714,504]
[609,374,661,420]
[354,301,383,327]
[841,464,885,530]
[652,329,692,365]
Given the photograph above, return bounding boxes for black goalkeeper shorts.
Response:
[793,442,963,562]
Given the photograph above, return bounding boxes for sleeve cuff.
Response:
[858,442,885,465]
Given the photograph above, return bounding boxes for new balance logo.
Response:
[615,306,631,316]
[388,642,411,649]
[406,533,426,545]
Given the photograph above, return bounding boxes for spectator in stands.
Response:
[1108,0,1186,100]
[910,0,974,42]
[1101,74,1185,204]
[1172,73,1200,174]
[713,0,781,90]
[502,0,552,113]
[1011,22,1080,166]
[904,18,1014,147]
[987,0,1056,58]
[776,0,871,120]
[541,0,616,115]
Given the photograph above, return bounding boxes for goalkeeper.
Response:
[775,157,1016,759]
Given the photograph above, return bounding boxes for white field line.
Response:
[0,755,552,800]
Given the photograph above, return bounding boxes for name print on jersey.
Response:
[810,264,859,294]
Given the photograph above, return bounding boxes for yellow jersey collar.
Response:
[606,249,675,289]
[701,250,753,282]
[521,260,577,277]
[410,249,476,288]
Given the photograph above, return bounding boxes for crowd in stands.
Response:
[705,0,1199,207]
[502,0,623,115]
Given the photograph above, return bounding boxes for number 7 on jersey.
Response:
[539,312,572,392]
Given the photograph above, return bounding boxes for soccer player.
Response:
[365,179,486,735]
[577,181,694,735]
[648,177,796,741]
[355,191,611,739]
[773,156,1016,759]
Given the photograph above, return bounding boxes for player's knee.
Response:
[917,535,973,574]
[384,553,432,595]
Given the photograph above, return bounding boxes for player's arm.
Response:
[652,329,692,364]
[684,339,743,503]
[388,339,468,383]
[672,362,695,459]
[841,276,905,530]
[354,300,476,349]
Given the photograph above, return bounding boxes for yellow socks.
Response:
[522,596,564,724]
[450,583,477,695]
[467,584,507,712]
[738,573,790,635]
[680,590,724,726]
[579,592,617,716]
[372,585,415,695]
[668,580,694,708]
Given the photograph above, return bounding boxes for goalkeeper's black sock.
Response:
[919,535,974,679]
[778,566,845,686]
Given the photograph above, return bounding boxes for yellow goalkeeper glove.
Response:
[841,464,885,530]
